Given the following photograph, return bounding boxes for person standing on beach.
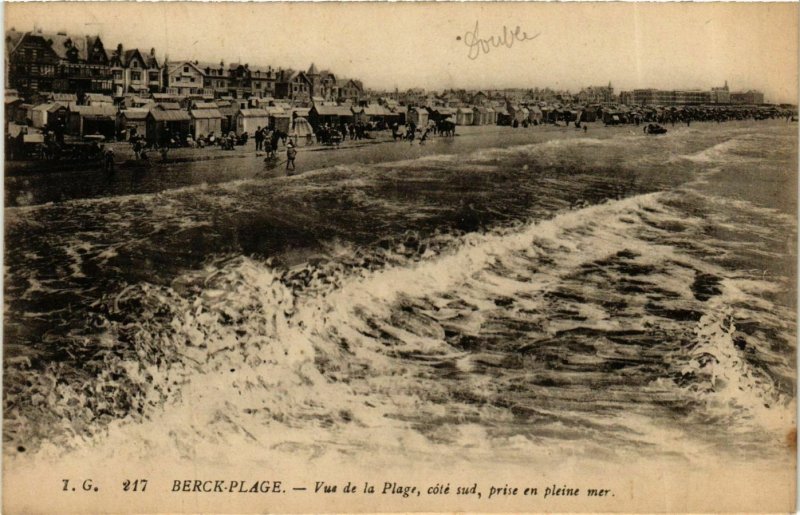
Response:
[102,146,115,173]
[265,128,273,157]
[286,142,297,172]
[419,127,429,145]
[132,138,142,160]
[255,126,263,151]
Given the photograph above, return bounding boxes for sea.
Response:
[3,121,797,467]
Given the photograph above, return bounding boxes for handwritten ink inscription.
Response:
[459,21,540,60]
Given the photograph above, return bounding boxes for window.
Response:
[183,66,189,73]
[113,70,122,80]
[149,72,159,82]
[132,60,139,68]
[131,71,141,81]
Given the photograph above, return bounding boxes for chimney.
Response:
[150,47,155,56]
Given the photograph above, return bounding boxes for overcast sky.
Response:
[5,2,798,103]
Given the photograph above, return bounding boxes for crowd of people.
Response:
[254,126,289,157]
[127,129,254,161]
[9,103,796,169]
[598,105,797,127]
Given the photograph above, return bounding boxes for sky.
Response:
[5,2,799,103]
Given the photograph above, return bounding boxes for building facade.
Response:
[6,29,112,97]
[248,66,279,98]
[196,61,229,97]
[7,29,368,105]
[674,90,712,105]
[109,46,162,97]
[337,79,363,104]
[575,83,616,104]
[226,63,280,99]
[730,90,765,105]
[710,82,731,104]
[632,88,711,106]
[275,69,312,102]
[618,91,634,106]
[165,60,205,96]
[469,91,489,106]
[305,63,339,101]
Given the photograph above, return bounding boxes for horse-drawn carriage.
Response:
[437,117,456,137]
[15,133,46,160]
[43,134,107,161]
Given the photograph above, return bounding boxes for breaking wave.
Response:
[4,122,796,466]
[12,192,794,465]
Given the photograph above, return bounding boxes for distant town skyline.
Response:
[5,2,798,104]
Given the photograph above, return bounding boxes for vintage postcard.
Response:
[3,1,798,513]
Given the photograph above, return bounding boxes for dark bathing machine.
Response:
[66,104,117,138]
[145,107,191,145]
[189,106,224,139]
[308,104,354,130]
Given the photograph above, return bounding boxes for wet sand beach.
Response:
[8,123,632,207]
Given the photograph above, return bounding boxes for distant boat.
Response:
[644,123,668,135]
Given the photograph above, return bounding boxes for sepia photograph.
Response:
[3,1,798,513]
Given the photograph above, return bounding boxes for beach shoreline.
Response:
[7,119,780,208]
[5,122,596,176]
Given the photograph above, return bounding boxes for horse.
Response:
[391,125,406,142]
[272,130,288,146]
[437,120,456,137]
[268,130,287,158]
